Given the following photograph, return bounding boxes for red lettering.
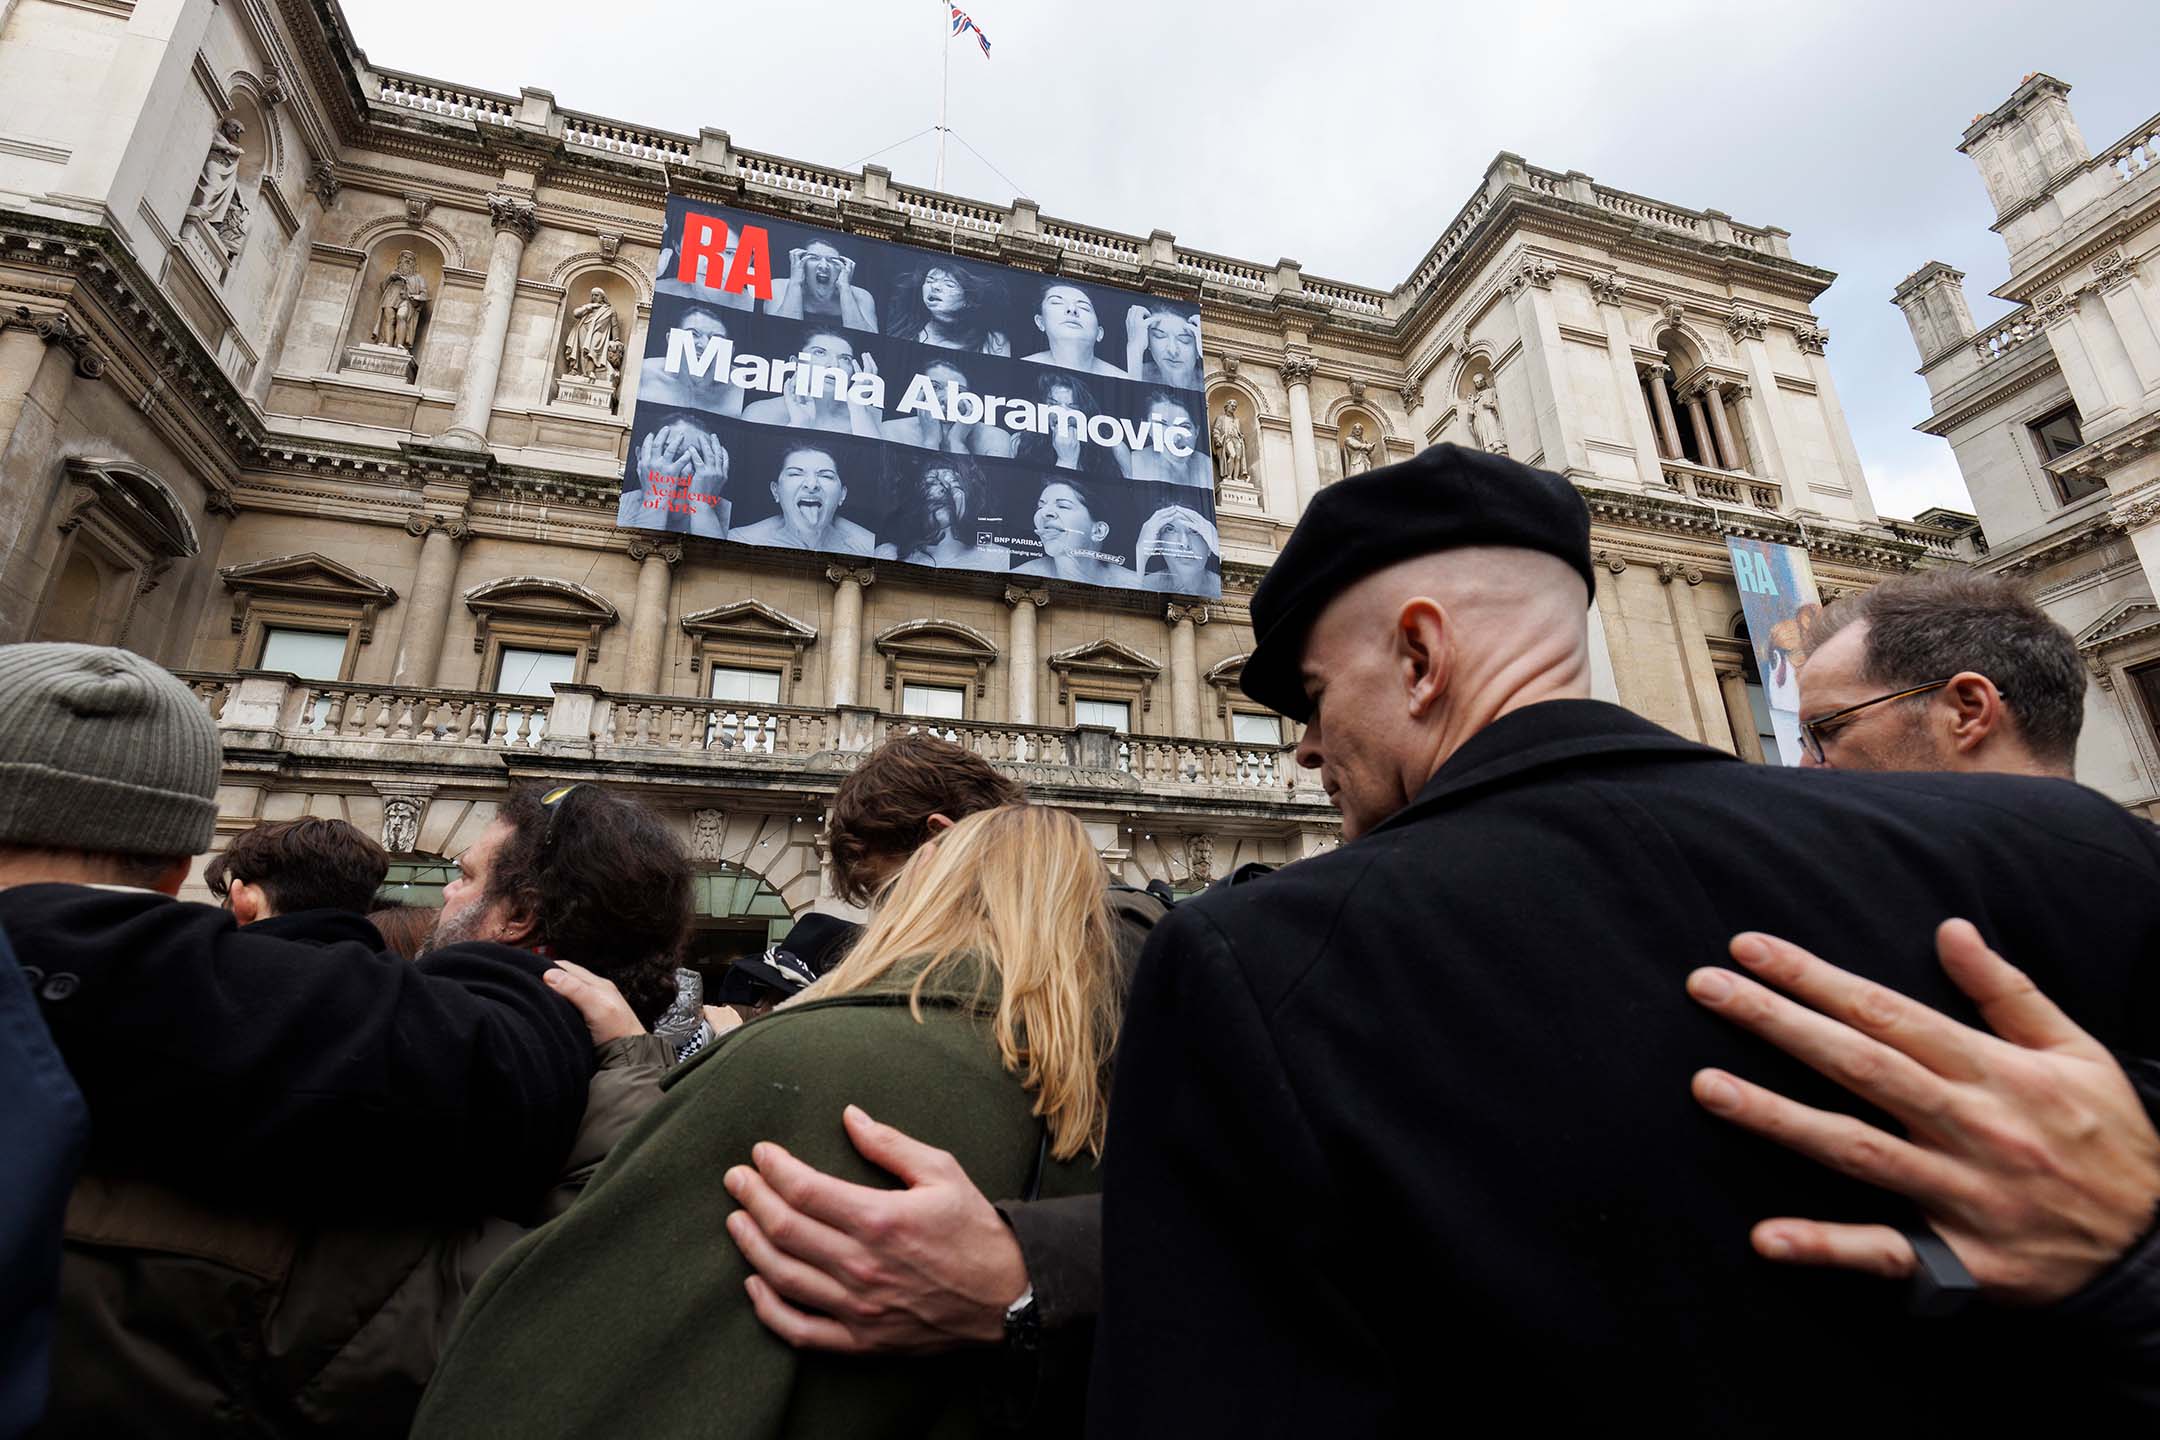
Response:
[676,212,732,288]
[723,224,772,301]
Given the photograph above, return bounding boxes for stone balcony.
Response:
[179,671,1332,815]
[1658,460,1782,511]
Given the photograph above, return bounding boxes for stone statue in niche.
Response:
[1341,420,1377,476]
[372,250,430,352]
[1465,374,1507,455]
[563,288,624,385]
[1210,396,1252,495]
[380,796,421,855]
[186,117,248,235]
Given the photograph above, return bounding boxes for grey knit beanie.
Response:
[0,643,221,857]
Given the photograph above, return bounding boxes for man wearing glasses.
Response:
[1794,570,2085,778]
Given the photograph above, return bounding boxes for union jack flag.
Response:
[950,4,992,56]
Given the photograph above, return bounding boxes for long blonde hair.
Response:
[802,804,1122,1160]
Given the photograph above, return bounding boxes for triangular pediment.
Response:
[2076,599,2160,652]
[221,552,397,605]
[682,599,817,644]
[1048,638,1163,676]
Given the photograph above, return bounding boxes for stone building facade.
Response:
[0,0,1960,956]
[1893,74,2160,815]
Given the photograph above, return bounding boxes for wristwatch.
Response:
[1002,1286,1040,1353]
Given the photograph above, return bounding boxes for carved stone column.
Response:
[1793,325,1872,520]
[624,538,682,694]
[442,193,537,448]
[1004,586,1046,725]
[1592,277,1663,487]
[1166,602,1209,738]
[1700,381,1743,471]
[825,564,875,708]
[1642,362,1684,462]
[1683,391,1718,468]
[390,512,469,687]
[1504,255,1579,471]
[1279,353,1321,512]
[1716,666,1767,765]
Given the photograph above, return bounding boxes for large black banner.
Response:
[618,196,1220,598]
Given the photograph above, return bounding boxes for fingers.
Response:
[1727,933,1986,1082]
[753,1136,905,1236]
[1690,1066,1979,1206]
[1934,918,2089,1054]
[724,1206,860,1318]
[743,1274,867,1353]
[842,1105,963,1189]
[724,1155,875,1276]
[1750,1219,1918,1279]
[1688,965,1953,1121]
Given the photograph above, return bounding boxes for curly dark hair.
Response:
[826,734,1023,906]
[885,261,1009,352]
[485,785,692,1027]
[206,818,390,916]
[883,455,983,559]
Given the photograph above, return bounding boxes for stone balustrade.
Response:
[2099,113,2160,187]
[1973,308,2042,363]
[1881,519,1966,559]
[174,672,1324,804]
[562,114,692,165]
[1659,460,1782,512]
[375,72,516,124]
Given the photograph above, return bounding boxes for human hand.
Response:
[1052,429,1082,467]
[686,432,727,491]
[784,386,819,427]
[1688,919,2160,1304]
[544,960,645,1046]
[984,331,1011,358]
[723,1104,1030,1353]
[1126,304,1151,342]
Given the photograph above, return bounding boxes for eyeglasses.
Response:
[1798,679,1958,764]
[539,783,587,853]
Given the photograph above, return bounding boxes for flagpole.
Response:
[934,1,949,191]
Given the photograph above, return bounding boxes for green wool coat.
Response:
[410,959,1098,1439]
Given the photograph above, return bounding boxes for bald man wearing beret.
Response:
[1086,445,2160,1435]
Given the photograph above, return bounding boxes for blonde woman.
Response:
[412,804,1121,1440]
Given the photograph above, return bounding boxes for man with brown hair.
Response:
[204,817,390,924]
[825,731,1023,906]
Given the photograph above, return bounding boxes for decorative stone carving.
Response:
[487,192,538,241]
[8,306,106,379]
[2035,289,2075,326]
[1657,560,1704,586]
[1277,353,1317,387]
[1185,833,1215,885]
[215,194,250,253]
[1793,324,1830,355]
[1002,585,1049,609]
[403,191,433,222]
[185,117,248,236]
[1508,255,1557,296]
[1594,548,1628,574]
[1164,602,1211,627]
[1589,272,1629,306]
[559,286,624,408]
[1221,354,1240,379]
[259,68,289,107]
[1341,420,1378,476]
[1465,373,1506,454]
[307,163,340,207]
[1210,396,1253,494]
[371,249,430,351]
[2095,251,2136,290]
[1398,379,1425,412]
[825,563,877,589]
[627,538,684,565]
[691,808,726,863]
[381,796,422,854]
[1659,300,1687,329]
[598,231,623,261]
[1725,306,1768,343]
[1346,376,1366,403]
[2114,494,2160,532]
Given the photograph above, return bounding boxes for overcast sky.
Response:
[342,0,2153,522]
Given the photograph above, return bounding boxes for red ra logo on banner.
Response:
[676,212,772,300]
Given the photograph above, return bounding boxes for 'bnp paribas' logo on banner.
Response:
[617,197,1220,600]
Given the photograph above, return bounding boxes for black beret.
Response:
[1241,444,1593,721]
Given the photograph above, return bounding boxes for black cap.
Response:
[1241,444,1593,721]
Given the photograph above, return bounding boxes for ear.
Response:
[1090,520,1110,544]
[1943,671,2003,753]
[493,892,542,948]
[1395,596,1453,719]
[229,879,269,926]
[924,812,957,836]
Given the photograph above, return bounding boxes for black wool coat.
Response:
[1091,700,2160,1438]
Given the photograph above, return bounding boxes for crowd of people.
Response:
[5,443,2160,1437]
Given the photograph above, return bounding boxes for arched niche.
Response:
[180,90,271,278]
[550,266,639,412]
[32,459,200,646]
[1452,348,1507,455]
[1328,401,1389,479]
[340,234,446,383]
[1205,383,1261,496]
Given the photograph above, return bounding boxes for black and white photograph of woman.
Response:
[1135,503,1219,594]
[1010,371,1127,480]
[1012,476,1136,589]
[727,443,877,556]
[639,303,745,415]
[885,261,1011,354]
[740,328,885,439]
[874,456,1009,571]
[880,359,1015,457]
[621,413,731,539]
[1124,303,1202,389]
[763,239,879,332]
[1125,390,1212,487]
[1020,281,1131,377]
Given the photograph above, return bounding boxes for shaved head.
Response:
[1293,546,1592,837]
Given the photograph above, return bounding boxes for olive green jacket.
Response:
[411,961,1100,1440]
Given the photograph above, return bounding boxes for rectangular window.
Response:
[2031,406,2105,505]
[259,627,347,733]
[710,666,782,704]
[495,647,576,696]
[2132,661,2160,751]
[1075,698,1131,733]
[901,683,965,719]
[1231,711,1283,747]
